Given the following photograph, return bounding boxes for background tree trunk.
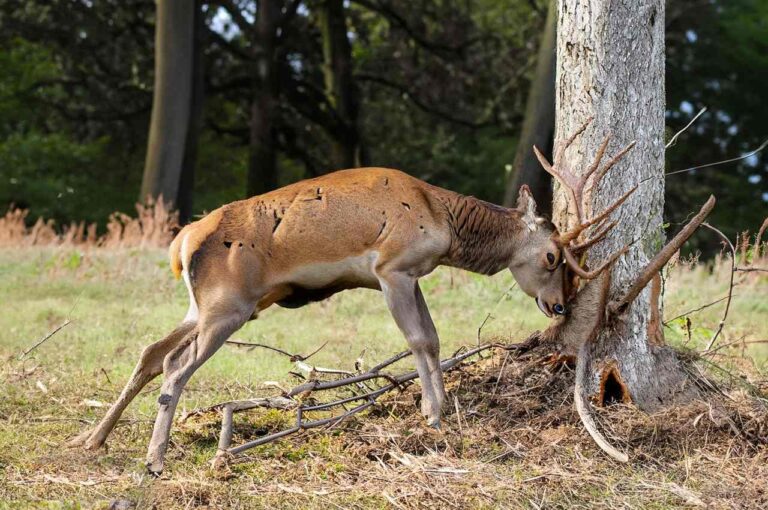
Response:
[503,0,556,213]
[248,0,281,197]
[318,0,364,169]
[140,0,195,208]
[176,0,205,224]
[555,0,692,410]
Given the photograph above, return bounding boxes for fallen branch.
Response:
[185,335,540,463]
[19,320,72,360]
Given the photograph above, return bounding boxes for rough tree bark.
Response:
[248,0,281,197]
[140,0,196,209]
[503,0,556,213]
[318,0,365,169]
[554,0,693,410]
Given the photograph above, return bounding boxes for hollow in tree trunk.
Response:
[553,0,696,410]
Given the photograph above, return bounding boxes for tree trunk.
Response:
[502,0,556,213]
[140,0,195,208]
[176,0,205,224]
[248,0,281,197]
[318,0,364,169]
[554,0,692,410]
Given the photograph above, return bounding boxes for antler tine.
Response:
[533,145,583,217]
[583,136,611,187]
[570,220,617,253]
[532,144,555,175]
[563,244,629,280]
[593,141,637,187]
[554,116,594,166]
[558,184,638,245]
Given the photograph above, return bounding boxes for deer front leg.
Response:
[379,272,446,428]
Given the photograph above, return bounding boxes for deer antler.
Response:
[533,117,637,280]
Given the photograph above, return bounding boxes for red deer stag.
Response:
[70,140,634,473]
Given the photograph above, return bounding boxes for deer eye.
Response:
[546,252,556,265]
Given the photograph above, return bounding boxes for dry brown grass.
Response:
[0,197,178,249]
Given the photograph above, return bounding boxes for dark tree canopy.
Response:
[0,0,765,249]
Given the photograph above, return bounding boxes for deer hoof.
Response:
[66,429,94,448]
[425,415,441,430]
[146,459,164,477]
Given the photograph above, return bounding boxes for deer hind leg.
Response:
[67,321,196,449]
[379,272,446,428]
[145,305,252,475]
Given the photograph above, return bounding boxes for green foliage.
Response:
[666,0,768,252]
[0,132,137,225]
[0,0,765,241]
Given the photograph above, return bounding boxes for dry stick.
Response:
[735,267,768,273]
[701,223,736,352]
[197,339,540,460]
[19,320,72,360]
[476,282,517,345]
[663,295,730,326]
[666,138,768,176]
[705,338,768,356]
[665,107,707,149]
[225,339,328,362]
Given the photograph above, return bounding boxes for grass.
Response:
[0,247,766,508]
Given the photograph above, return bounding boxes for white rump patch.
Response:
[180,232,199,322]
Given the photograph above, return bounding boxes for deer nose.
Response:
[552,303,566,315]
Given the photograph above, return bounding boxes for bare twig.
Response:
[701,223,736,352]
[666,138,768,176]
[19,320,71,360]
[704,338,768,356]
[662,295,730,326]
[226,339,328,362]
[665,107,707,149]
[476,283,517,345]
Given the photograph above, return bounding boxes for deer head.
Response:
[508,185,570,317]
[531,117,638,306]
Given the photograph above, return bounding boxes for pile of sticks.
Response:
[181,336,540,465]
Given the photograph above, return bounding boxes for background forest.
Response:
[0,0,766,247]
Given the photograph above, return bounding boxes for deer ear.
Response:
[517,185,540,232]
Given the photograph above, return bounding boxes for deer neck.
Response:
[436,191,524,275]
